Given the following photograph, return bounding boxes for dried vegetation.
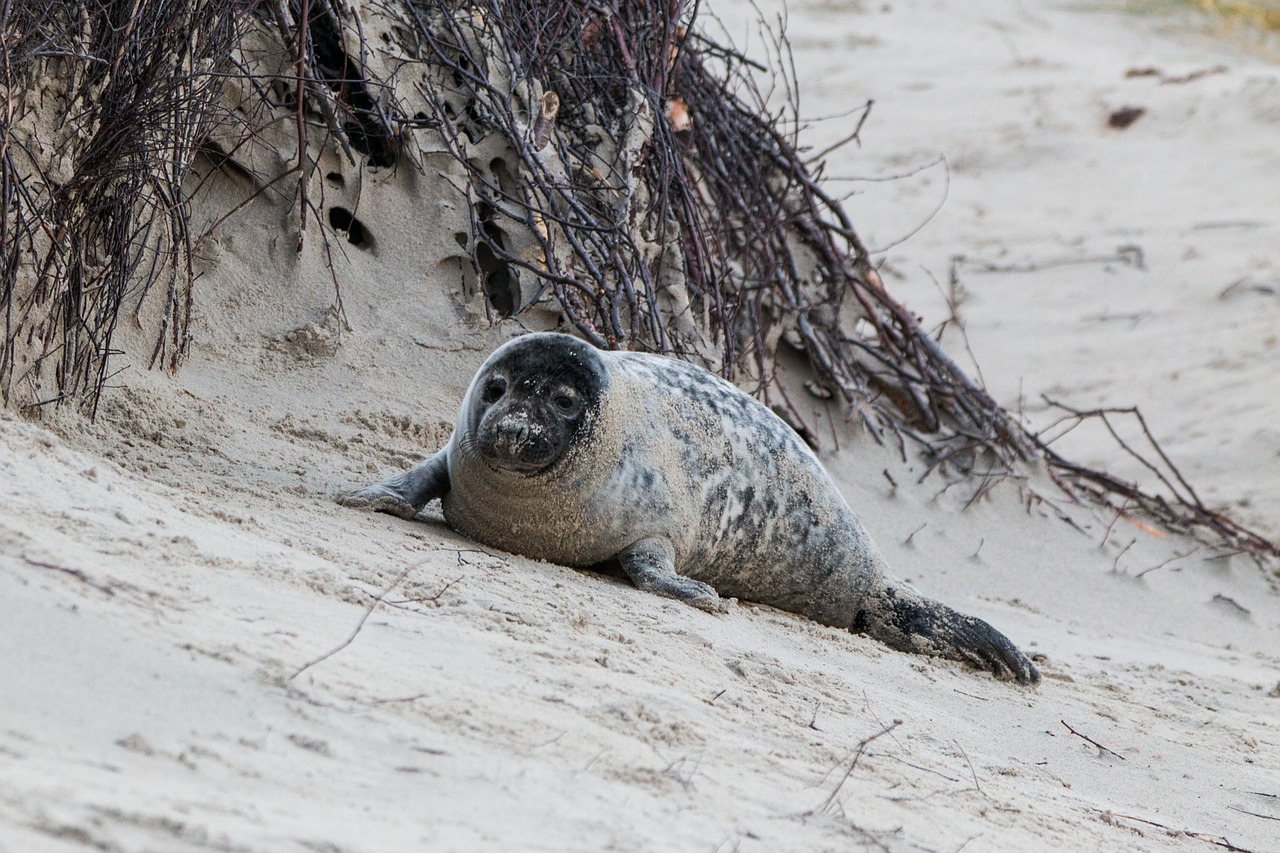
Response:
[0,0,1275,564]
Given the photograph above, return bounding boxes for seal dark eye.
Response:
[552,393,578,415]
[481,377,507,404]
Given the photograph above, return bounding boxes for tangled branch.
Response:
[0,1,245,413]
[1,0,1274,565]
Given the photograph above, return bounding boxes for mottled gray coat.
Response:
[343,334,1039,684]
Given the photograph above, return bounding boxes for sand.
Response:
[2,1,1278,851]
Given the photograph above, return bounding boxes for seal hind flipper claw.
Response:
[618,537,726,613]
[339,449,450,520]
[945,611,1041,685]
[856,584,1040,685]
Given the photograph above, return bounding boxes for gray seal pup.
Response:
[341,332,1040,684]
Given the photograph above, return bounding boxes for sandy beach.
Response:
[1,1,1277,851]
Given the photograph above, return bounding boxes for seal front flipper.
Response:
[339,449,450,520]
[855,582,1040,685]
[617,537,725,613]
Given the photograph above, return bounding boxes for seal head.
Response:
[461,334,609,475]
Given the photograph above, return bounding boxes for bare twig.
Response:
[903,522,927,545]
[293,0,311,252]
[20,553,116,597]
[1134,545,1202,578]
[388,575,463,607]
[1033,400,1278,562]
[1111,539,1136,572]
[1061,720,1125,760]
[953,739,983,794]
[1105,812,1259,853]
[809,720,902,816]
[290,563,415,680]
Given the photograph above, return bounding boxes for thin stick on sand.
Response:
[289,563,416,681]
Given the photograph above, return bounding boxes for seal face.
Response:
[341,332,1041,685]
[462,334,607,474]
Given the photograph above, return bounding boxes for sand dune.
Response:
[1,1,1277,850]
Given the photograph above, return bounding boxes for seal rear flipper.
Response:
[617,537,726,613]
[338,449,450,520]
[855,585,1040,686]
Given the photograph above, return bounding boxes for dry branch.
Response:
[1061,719,1126,761]
[809,720,901,817]
[1,1,245,411]
[1,0,1275,567]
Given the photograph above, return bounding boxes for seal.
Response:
[341,332,1040,684]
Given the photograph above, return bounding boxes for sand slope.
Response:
[2,1,1278,851]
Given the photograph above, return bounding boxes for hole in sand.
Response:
[328,207,371,249]
[473,202,517,317]
[307,13,395,167]
[488,157,520,201]
[197,141,256,186]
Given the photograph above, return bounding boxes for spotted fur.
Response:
[341,333,1040,684]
